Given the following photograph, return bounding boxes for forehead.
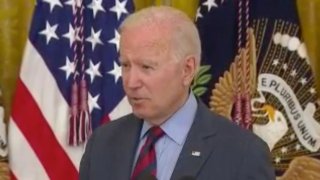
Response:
[120,24,171,57]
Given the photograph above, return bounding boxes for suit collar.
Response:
[141,92,198,146]
[171,101,218,179]
[111,115,142,180]
[116,99,220,179]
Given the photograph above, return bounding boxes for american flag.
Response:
[9,0,133,179]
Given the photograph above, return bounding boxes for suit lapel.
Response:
[111,116,142,180]
[171,102,218,179]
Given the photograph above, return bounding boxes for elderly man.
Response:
[79,6,275,180]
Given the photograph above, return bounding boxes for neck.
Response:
[148,91,190,126]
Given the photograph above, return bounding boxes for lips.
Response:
[129,97,144,102]
[128,96,149,104]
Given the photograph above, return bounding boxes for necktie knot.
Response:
[148,126,164,142]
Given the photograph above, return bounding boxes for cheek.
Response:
[144,67,183,92]
[121,77,128,89]
[150,75,182,96]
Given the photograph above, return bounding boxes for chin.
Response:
[132,110,146,119]
[132,110,154,120]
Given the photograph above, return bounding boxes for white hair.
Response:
[119,6,201,69]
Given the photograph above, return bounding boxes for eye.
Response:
[121,62,130,68]
[142,64,153,70]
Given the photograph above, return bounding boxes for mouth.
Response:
[129,97,148,104]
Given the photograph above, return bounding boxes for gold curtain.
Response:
[0,0,35,123]
[134,0,198,19]
[0,0,318,179]
[0,0,318,140]
[0,0,34,178]
[0,0,318,127]
[297,0,320,95]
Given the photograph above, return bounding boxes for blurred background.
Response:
[1,0,319,125]
[0,0,319,179]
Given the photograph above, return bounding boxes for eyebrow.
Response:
[141,59,159,66]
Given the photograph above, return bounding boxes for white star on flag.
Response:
[86,61,102,83]
[202,0,218,12]
[86,28,104,51]
[64,0,81,12]
[59,57,75,79]
[196,7,203,21]
[88,93,101,113]
[87,0,106,18]
[108,61,122,83]
[108,29,120,52]
[109,0,128,20]
[62,24,75,47]
[39,21,59,44]
[43,0,63,12]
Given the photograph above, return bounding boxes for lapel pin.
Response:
[191,151,201,157]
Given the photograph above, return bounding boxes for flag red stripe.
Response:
[10,170,17,180]
[11,79,78,180]
[101,114,111,125]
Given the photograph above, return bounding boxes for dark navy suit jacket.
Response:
[79,101,275,180]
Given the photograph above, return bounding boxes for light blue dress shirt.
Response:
[133,93,198,180]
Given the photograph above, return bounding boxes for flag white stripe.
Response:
[109,96,132,120]
[20,40,84,169]
[8,120,50,180]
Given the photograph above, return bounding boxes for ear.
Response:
[182,56,197,86]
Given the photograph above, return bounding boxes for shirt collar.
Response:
[140,93,198,145]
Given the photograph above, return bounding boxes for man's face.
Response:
[119,24,191,124]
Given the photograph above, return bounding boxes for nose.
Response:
[123,68,142,89]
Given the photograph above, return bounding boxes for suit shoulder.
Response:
[91,113,140,138]
[199,104,266,145]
